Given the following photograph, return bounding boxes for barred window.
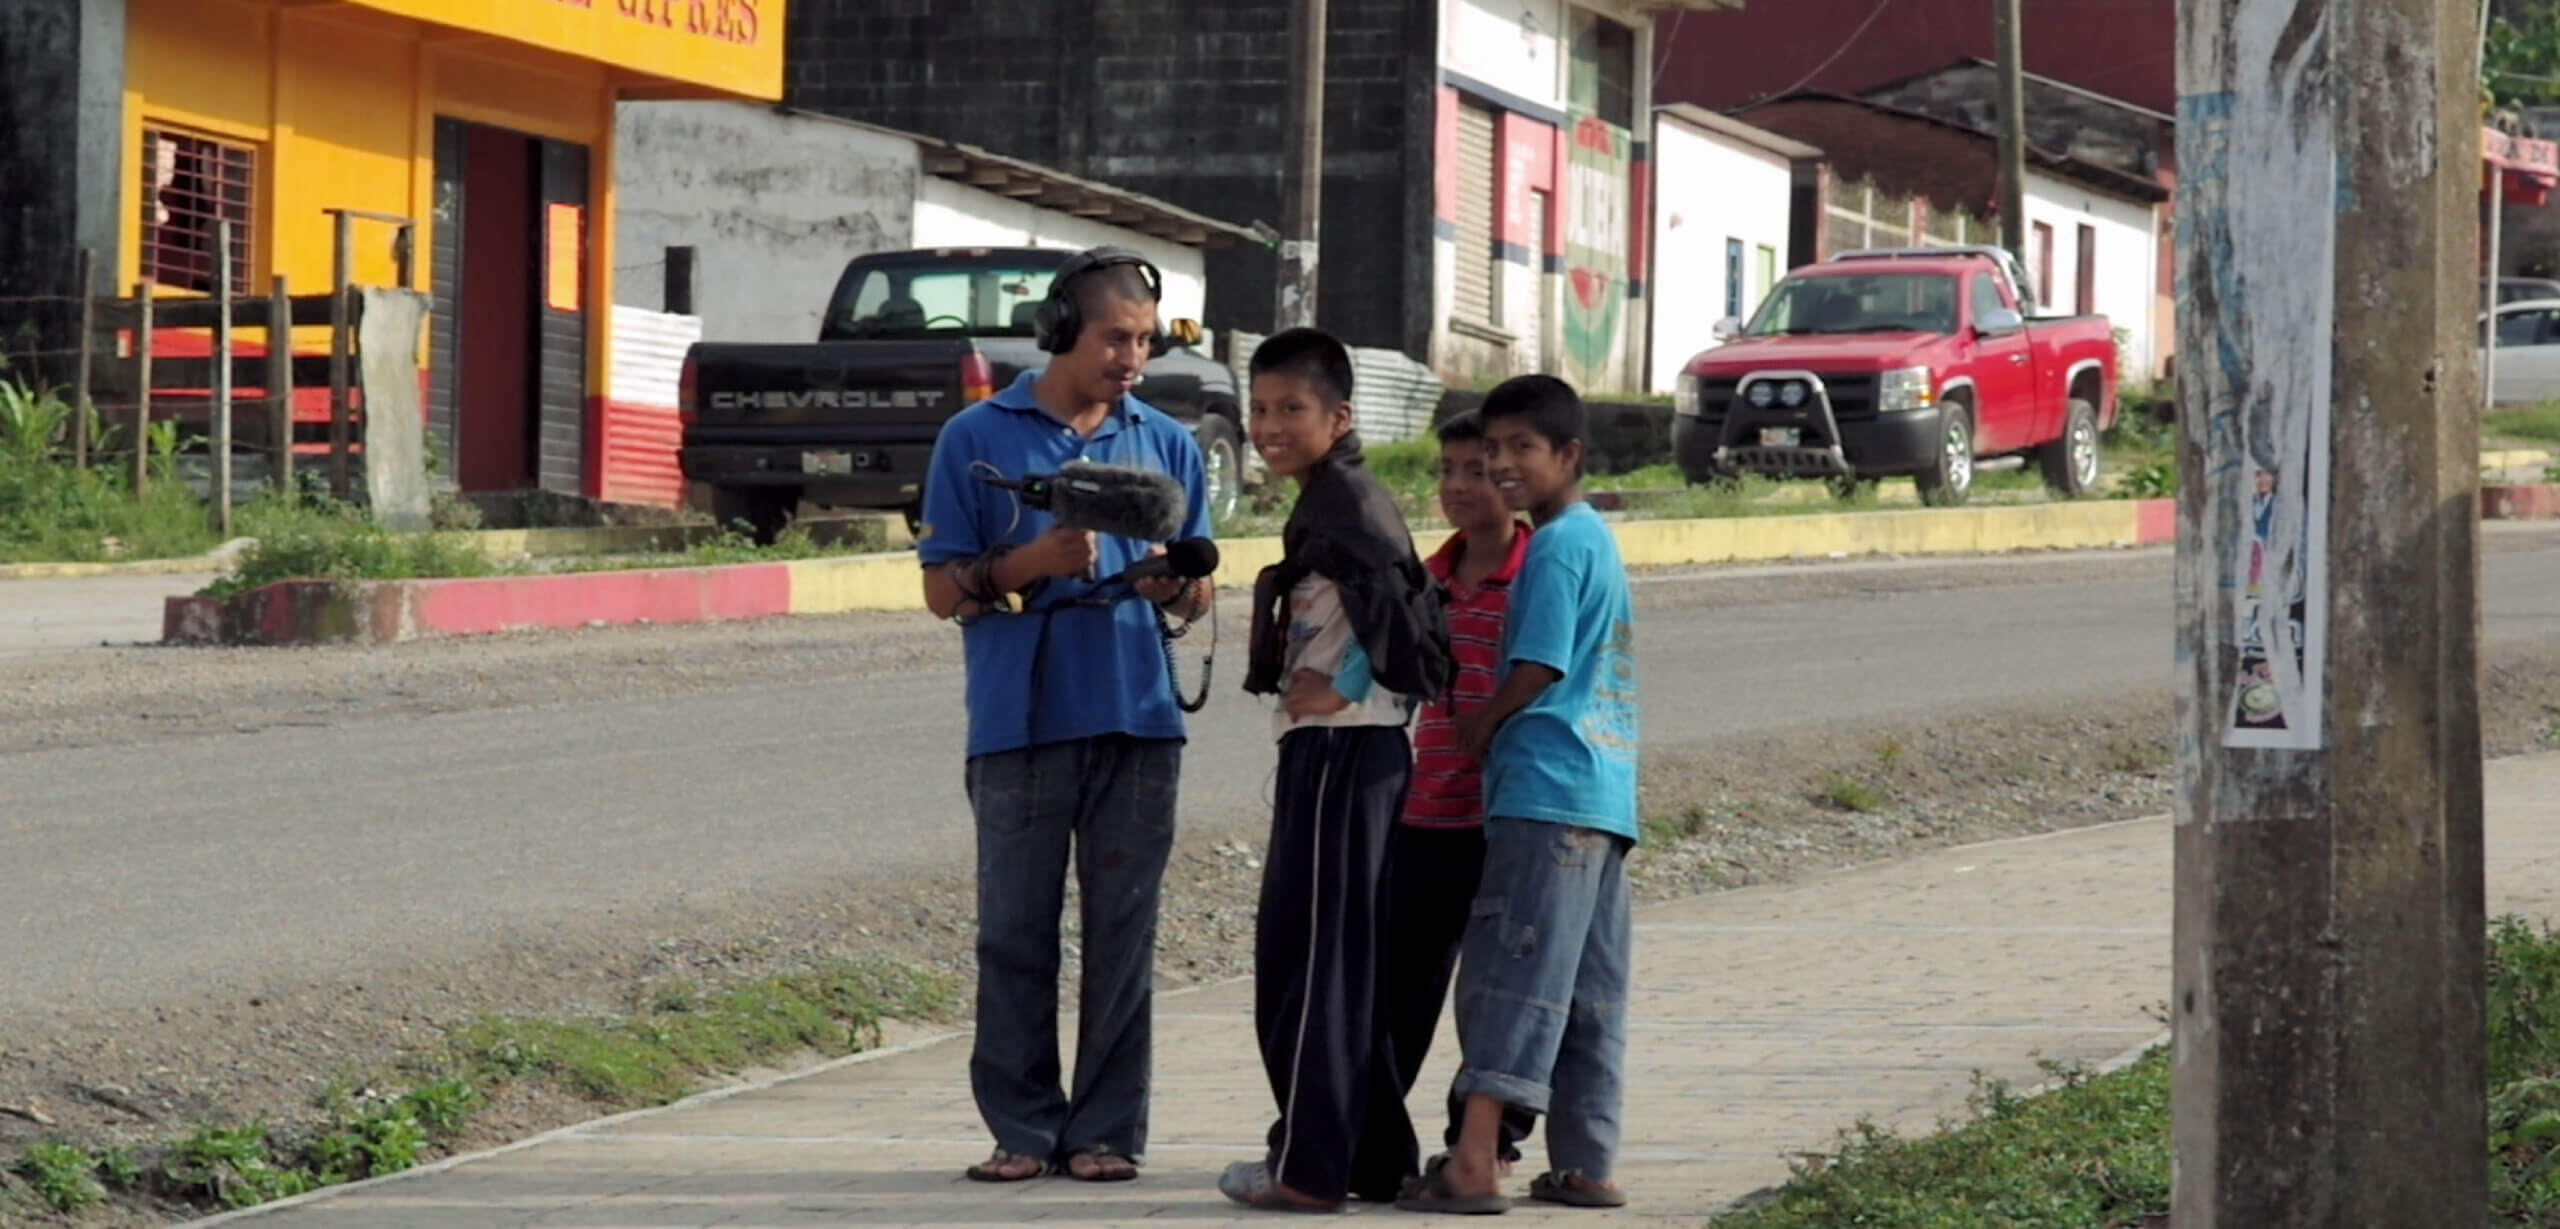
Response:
[139,126,257,297]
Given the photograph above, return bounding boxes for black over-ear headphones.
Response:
[1034,246,1165,355]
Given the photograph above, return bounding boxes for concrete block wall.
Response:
[783,0,1436,356]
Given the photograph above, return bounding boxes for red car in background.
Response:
[1672,246,2119,506]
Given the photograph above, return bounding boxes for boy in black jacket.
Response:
[1220,328,1453,1213]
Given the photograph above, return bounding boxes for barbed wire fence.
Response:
[2,238,367,531]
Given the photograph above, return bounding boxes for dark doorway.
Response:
[429,118,591,496]
[457,123,536,492]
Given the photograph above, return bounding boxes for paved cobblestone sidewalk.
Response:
[205,753,2560,1228]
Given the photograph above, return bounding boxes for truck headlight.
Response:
[1675,374,1702,418]
[1880,366,1935,412]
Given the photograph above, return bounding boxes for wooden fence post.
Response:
[268,275,292,498]
[71,248,94,470]
[329,212,353,502]
[214,220,235,534]
[132,281,153,495]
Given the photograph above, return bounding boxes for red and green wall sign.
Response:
[1562,111,1631,390]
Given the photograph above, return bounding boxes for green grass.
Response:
[0,378,229,564]
[3,958,955,1219]
[1711,915,2560,1227]
[1819,776,1891,815]
[2487,404,2560,447]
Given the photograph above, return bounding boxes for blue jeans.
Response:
[965,735,1181,1165]
[1450,819,1632,1180]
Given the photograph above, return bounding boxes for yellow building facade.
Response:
[119,0,780,495]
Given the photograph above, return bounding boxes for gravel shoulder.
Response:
[4,542,2558,1225]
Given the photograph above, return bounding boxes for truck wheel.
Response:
[712,487,797,546]
[2038,398,2103,498]
[1914,407,1975,508]
[1196,414,1244,524]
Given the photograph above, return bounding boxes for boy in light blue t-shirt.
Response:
[1399,373,1639,1214]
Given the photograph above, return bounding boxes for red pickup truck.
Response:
[1672,246,2119,505]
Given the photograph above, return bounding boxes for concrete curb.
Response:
[160,499,2178,647]
[2482,447,2554,473]
[0,538,253,582]
[2484,483,2560,520]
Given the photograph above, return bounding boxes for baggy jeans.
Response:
[1451,819,1634,1180]
[965,734,1181,1165]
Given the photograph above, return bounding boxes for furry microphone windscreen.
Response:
[1048,461,1189,542]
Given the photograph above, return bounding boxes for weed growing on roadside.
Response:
[1713,916,2560,1225]
[162,1124,314,1209]
[2100,738,2172,775]
[453,959,957,1107]
[1875,737,1907,772]
[202,499,502,597]
[1644,805,1714,845]
[19,1141,107,1212]
[1819,776,1889,815]
[2486,403,2560,448]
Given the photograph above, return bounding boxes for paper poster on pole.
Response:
[2177,14,2333,753]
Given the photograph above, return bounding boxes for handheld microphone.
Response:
[976,460,1188,543]
[1103,537,1220,587]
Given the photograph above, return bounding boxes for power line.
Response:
[1755,0,1902,104]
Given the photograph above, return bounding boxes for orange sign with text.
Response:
[348,0,783,98]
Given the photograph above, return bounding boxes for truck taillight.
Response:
[960,352,995,405]
[678,352,698,426]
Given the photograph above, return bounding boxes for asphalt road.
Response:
[7,531,2560,1024]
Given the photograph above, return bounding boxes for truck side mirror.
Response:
[1976,306,2026,336]
[1710,316,1742,343]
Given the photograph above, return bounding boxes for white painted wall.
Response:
[1444,0,1564,106]
[615,102,919,344]
[911,178,1209,326]
[1649,114,1794,392]
[2021,171,2161,381]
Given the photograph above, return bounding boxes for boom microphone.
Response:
[1103,537,1220,586]
[977,460,1188,542]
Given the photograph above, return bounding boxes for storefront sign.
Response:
[353,0,783,98]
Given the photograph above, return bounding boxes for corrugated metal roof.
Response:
[1655,102,1824,161]
[1220,329,1446,446]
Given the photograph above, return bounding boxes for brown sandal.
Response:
[964,1148,1045,1182]
[1062,1144,1139,1182]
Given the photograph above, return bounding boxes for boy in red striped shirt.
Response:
[1384,410,1539,1175]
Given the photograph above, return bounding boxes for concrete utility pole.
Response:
[1275,0,1325,330]
[1993,0,2029,265]
[2171,0,2487,1224]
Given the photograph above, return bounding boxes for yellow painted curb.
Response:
[458,525,707,560]
[777,503,2156,617]
[783,554,934,613]
[2483,448,2554,472]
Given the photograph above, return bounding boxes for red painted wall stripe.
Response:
[405,565,793,638]
[1497,112,1558,251]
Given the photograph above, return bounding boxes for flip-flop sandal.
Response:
[1218,1160,1342,1213]
[1528,1169,1629,1208]
[1394,1162,1512,1215]
[1062,1145,1139,1183]
[964,1148,1046,1183]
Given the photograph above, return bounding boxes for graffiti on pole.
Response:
[2175,1,2333,755]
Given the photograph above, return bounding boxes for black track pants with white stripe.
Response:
[1254,724,1418,1204]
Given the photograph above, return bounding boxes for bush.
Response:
[1432,389,1673,476]
[0,378,223,564]
[202,500,502,597]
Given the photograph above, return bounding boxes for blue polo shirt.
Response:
[917,370,1214,759]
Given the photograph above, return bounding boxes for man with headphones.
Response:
[916,246,1215,1185]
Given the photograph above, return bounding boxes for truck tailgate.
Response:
[685,340,977,443]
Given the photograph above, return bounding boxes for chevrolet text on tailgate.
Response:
[678,246,1249,543]
[1672,246,2119,506]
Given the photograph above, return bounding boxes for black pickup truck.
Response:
[679,246,1251,542]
